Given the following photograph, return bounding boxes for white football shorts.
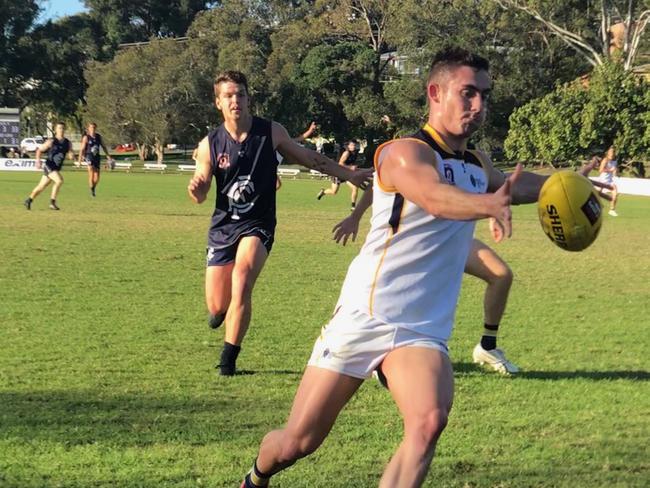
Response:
[307,306,449,379]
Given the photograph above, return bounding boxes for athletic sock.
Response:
[50,198,56,205]
[244,460,270,487]
[481,323,499,350]
[218,342,241,376]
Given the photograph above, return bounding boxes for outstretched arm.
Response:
[187,137,212,204]
[486,156,611,204]
[272,122,371,189]
[294,121,317,143]
[381,140,521,237]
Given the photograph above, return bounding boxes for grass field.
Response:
[1,170,649,488]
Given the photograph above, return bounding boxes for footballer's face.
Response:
[55,124,65,138]
[428,65,491,139]
[87,124,96,136]
[215,81,250,121]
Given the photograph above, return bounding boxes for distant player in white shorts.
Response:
[598,146,620,216]
[238,47,606,488]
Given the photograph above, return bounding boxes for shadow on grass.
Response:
[517,370,650,381]
[0,389,285,446]
[453,361,650,381]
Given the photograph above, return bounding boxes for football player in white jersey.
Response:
[239,48,609,488]
[333,187,518,375]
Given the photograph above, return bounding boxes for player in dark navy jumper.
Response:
[316,140,361,210]
[187,71,371,376]
[78,122,113,197]
[24,122,75,210]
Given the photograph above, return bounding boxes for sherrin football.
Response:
[537,171,603,252]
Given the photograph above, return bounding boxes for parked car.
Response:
[20,136,45,152]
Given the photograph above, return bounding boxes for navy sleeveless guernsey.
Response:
[45,137,71,172]
[84,133,103,167]
[206,116,278,249]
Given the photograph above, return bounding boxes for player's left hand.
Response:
[347,168,373,190]
[578,159,614,201]
[332,215,360,246]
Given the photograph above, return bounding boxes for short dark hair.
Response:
[87,122,97,128]
[55,121,66,128]
[428,47,490,82]
[214,71,249,97]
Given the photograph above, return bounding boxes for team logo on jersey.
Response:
[217,152,230,169]
[470,173,486,190]
[226,175,259,220]
[443,164,455,184]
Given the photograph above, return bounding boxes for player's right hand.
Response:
[490,163,522,240]
[332,215,360,246]
[187,174,208,202]
[35,161,42,169]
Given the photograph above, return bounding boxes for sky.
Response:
[38,0,88,22]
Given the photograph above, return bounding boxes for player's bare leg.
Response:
[378,347,454,488]
[465,239,513,326]
[29,176,52,199]
[318,181,340,199]
[346,181,358,210]
[205,261,234,329]
[46,171,64,209]
[87,166,100,196]
[465,239,518,374]
[244,367,363,486]
[217,235,268,375]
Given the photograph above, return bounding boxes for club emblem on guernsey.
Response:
[217,152,230,169]
[226,175,259,220]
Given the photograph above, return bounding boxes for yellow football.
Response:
[537,171,603,251]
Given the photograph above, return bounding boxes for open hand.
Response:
[347,168,373,190]
[332,215,360,246]
[490,163,522,241]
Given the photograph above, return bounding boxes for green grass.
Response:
[1,170,649,488]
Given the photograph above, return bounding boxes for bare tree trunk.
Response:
[154,140,164,163]
[136,143,149,162]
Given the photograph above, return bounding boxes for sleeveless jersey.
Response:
[207,116,278,247]
[46,137,71,170]
[84,133,103,164]
[599,159,617,184]
[342,150,358,166]
[335,124,490,340]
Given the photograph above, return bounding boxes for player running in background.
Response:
[599,146,620,216]
[238,47,610,488]
[78,122,113,197]
[187,71,371,376]
[24,122,74,211]
[316,139,361,210]
[332,187,518,375]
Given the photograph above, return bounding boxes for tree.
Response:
[84,0,217,47]
[84,39,209,162]
[27,14,106,131]
[0,1,41,108]
[505,62,650,165]
[495,0,650,71]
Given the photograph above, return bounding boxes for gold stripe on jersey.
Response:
[421,123,458,155]
[368,195,408,316]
